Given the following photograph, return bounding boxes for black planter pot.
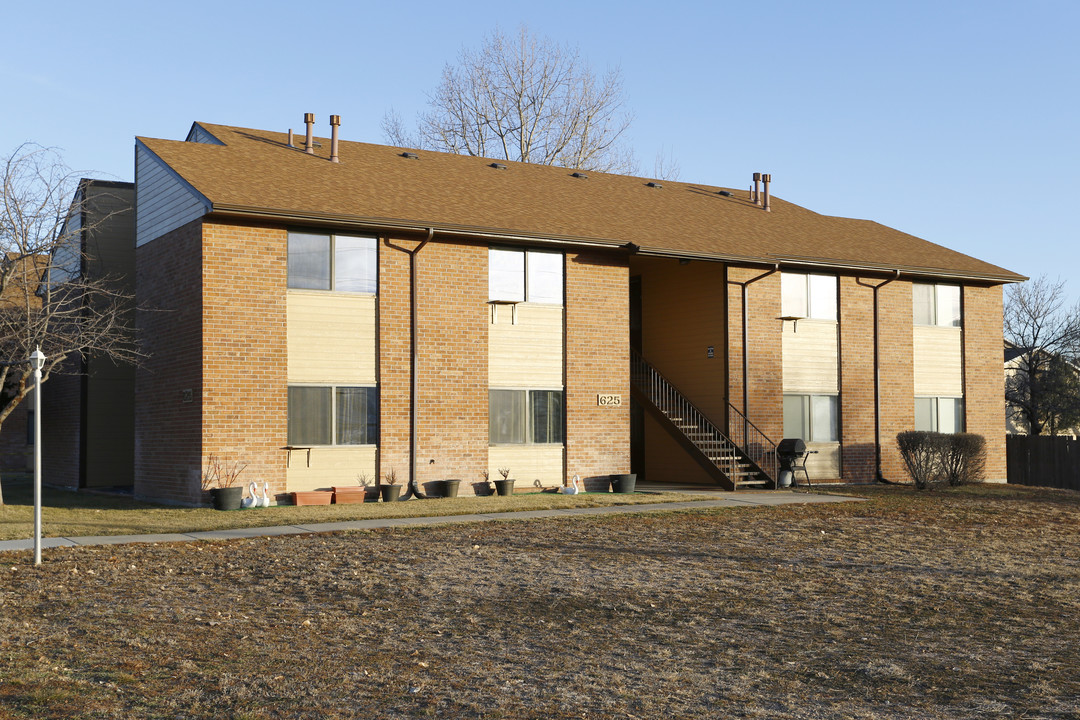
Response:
[443,479,461,498]
[381,484,402,502]
[210,486,244,511]
[494,479,515,496]
[611,473,637,494]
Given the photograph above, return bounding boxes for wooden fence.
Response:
[1006,435,1080,491]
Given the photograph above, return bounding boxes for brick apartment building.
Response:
[112,117,1023,504]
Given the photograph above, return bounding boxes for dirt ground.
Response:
[1,484,1078,719]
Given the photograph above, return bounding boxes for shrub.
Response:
[939,433,987,486]
[896,431,946,489]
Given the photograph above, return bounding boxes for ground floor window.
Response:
[489,389,564,444]
[783,394,838,442]
[288,385,378,445]
[914,396,963,433]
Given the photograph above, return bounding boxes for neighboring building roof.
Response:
[135,122,1025,283]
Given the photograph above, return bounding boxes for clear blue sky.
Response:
[3,0,1076,298]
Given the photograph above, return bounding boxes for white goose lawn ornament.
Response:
[260,482,272,507]
[241,481,259,508]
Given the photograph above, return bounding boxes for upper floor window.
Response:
[288,232,377,293]
[489,248,563,304]
[781,273,837,320]
[913,284,960,327]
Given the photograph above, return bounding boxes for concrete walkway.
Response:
[0,490,860,553]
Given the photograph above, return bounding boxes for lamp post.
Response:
[30,348,45,566]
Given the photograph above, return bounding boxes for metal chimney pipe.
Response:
[762,173,772,212]
[752,172,761,205]
[304,113,315,154]
[329,115,340,163]
[287,129,294,148]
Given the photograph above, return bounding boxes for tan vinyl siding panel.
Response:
[782,320,839,393]
[286,446,377,492]
[287,291,376,384]
[488,303,564,388]
[135,144,210,247]
[913,325,963,396]
[488,445,564,488]
[805,442,841,480]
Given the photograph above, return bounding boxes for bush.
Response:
[896,431,987,489]
[896,431,947,489]
[939,433,987,486]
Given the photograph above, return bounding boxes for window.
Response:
[783,394,839,442]
[288,386,378,445]
[489,389,564,444]
[914,397,963,433]
[781,273,837,320]
[489,248,563,303]
[913,284,961,327]
[288,232,377,293]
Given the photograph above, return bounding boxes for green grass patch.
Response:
[0,479,716,541]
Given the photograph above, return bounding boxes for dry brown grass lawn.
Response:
[1,483,1078,719]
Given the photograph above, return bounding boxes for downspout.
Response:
[385,229,433,497]
[859,270,900,482]
[410,229,434,494]
[727,264,779,437]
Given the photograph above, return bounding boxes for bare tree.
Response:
[1,143,140,503]
[1004,276,1080,436]
[385,27,636,173]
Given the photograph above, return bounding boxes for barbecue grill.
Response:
[776,437,809,488]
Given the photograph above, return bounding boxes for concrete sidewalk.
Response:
[0,491,860,554]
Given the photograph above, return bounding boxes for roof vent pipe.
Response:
[304,113,315,154]
[762,174,771,212]
[287,129,294,148]
[329,115,340,163]
[752,172,761,205]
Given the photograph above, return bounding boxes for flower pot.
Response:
[443,479,461,498]
[494,479,515,496]
[210,486,244,511]
[332,487,368,504]
[381,484,402,502]
[292,490,333,506]
[611,473,637,494]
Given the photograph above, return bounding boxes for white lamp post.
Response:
[29,348,45,566]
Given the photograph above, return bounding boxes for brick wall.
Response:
[41,367,82,487]
[379,237,489,492]
[134,219,204,504]
[727,267,783,442]
[877,281,915,480]
[201,221,288,499]
[963,284,1007,481]
[565,249,629,485]
[0,401,32,475]
[839,276,883,482]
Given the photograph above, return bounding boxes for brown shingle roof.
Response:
[136,122,1024,283]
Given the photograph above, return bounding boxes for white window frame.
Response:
[489,388,565,445]
[488,248,563,304]
[783,393,839,443]
[914,396,964,433]
[913,283,961,327]
[781,272,837,320]
[287,384,379,446]
[287,231,378,294]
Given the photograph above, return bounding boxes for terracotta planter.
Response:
[332,487,368,504]
[380,485,402,502]
[292,490,333,506]
[494,479,515,496]
[210,486,244,511]
[442,479,461,498]
[611,473,637,494]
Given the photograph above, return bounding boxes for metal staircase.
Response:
[630,349,777,490]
